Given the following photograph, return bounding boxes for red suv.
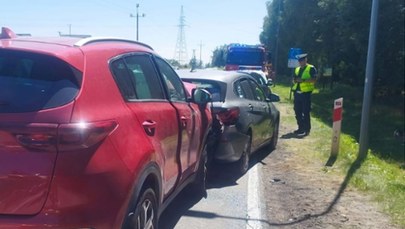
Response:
[0,27,212,228]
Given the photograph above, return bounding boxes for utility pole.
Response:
[199,41,204,66]
[358,0,379,159]
[130,4,145,41]
[273,0,282,78]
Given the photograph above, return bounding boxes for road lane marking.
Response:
[247,164,263,229]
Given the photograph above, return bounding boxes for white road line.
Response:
[247,164,263,229]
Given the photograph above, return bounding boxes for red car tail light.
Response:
[15,133,57,151]
[216,107,240,126]
[57,120,118,151]
[15,121,118,152]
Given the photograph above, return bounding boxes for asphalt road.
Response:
[159,149,270,229]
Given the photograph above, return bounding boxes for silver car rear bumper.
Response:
[214,125,249,163]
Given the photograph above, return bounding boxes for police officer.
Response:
[292,53,317,136]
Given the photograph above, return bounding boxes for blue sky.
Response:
[2,0,269,64]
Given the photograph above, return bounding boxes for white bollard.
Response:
[331,98,343,157]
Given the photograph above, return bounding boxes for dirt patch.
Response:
[259,103,401,229]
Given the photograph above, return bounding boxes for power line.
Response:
[91,0,133,14]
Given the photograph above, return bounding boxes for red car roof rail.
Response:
[0,27,17,39]
[74,37,153,50]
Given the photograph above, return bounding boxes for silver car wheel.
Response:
[239,134,252,174]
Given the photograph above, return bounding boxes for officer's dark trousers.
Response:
[293,91,312,133]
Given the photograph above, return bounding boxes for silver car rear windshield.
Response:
[181,79,224,102]
[0,50,82,113]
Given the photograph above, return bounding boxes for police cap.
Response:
[296,53,308,60]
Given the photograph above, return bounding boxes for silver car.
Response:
[178,69,280,174]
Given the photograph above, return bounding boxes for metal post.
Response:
[136,4,139,41]
[358,0,379,159]
[199,41,203,66]
[130,4,145,41]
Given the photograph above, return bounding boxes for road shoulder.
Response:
[258,103,400,228]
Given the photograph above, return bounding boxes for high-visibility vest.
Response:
[292,64,315,92]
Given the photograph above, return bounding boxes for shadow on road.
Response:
[207,145,275,189]
[159,188,203,229]
[160,141,368,228]
[159,146,275,228]
[263,155,367,227]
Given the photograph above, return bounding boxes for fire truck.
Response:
[225,43,272,85]
[225,43,267,71]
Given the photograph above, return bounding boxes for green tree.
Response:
[374,0,405,98]
[166,59,181,68]
[211,45,227,67]
[261,0,404,101]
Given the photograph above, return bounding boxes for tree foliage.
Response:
[211,44,227,67]
[260,0,404,99]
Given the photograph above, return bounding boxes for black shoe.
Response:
[293,129,301,134]
[296,130,307,137]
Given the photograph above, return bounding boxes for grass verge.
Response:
[271,79,405,227]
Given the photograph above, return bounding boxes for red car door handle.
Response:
[180,116,188,128]
[142,120,156,136]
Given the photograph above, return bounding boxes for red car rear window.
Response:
[0,50,82,113]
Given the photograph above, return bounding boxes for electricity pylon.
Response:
[174,6,188,65]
